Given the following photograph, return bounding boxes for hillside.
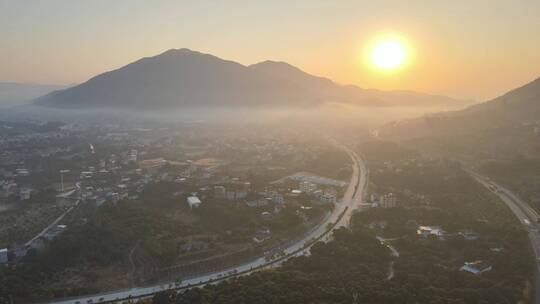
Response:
[35,49,466,110]
[377,76,540,139]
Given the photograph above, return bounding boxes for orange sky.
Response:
[1,1,539,101]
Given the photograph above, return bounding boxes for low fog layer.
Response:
[1,102,451,130]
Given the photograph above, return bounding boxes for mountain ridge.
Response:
[35,48,468,110]
[377,76,540,139]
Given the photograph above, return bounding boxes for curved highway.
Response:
[47,145,367,304]
[469,171,540,304]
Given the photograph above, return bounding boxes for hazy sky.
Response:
[1,0,539,100]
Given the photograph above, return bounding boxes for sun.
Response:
[370,39,407,70]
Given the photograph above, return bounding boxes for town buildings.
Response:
[460,260,492,275]
[187,196,202,209]
[366,193,398,209]
[0,248,7,264]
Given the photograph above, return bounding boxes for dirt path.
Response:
[128,240,141,287]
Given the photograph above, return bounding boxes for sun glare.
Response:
[370,39,407,71]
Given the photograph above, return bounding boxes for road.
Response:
[46,145,367,304]
[376,236,399,280]
[469,171,540,304]
[25,191,79,247]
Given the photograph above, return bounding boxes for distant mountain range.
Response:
[377,76,540,139]
[35,48,470,110]
[0,83,68,107]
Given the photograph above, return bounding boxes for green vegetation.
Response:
[152,228,391,304]
[148,142,534,304]
[304,147,352,180]
[480,156,540,211]
[0,181,325,303]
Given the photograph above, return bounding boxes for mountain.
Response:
[250,60,470,108]
[0,83,68,107]
[377,76,540,139]
[35,48,467,110]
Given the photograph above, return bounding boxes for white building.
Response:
[359,202,373,210]
[225,191,236,201]
[459,230,480,241]
[0,181,17,198]
[380,193,397,208]
[417,226,445,239]
[460,261,492,275]
[109,192,120,203]
[246,198,269,208]
[128,149,138,162]
[287,172,347,187]
[80,171,93,179]
[0,248,7,264]
[44,225,67,241]
[319,192,336,204]
[270,192,284,204]
[15,168,30,176]
[187,196,202,209]
[235,190,247,199]
[369,193,397,208]
[299,181,317,194]
[214,186,226,198]
[30,237,46,250]
[19,188,32,200]
[290,189,302,196]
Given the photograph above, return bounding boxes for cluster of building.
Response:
[1,223,69,264]
[79,169,148,206]
[214,181,251,201]
[360,193,398,210]
[27,225,68,252]
[0,180,33,201]
[298,181,338,204]
[78,155,223,208]
[0,124,75,170]
[416,226,481,242]
[285,172,347,188]
[0,164,35,201]
[244,179,339,215]
[416,226,446,240]
[252,228,272,243]
[0,121,353,267]
[183,172,342,231]
[415,225,492,275]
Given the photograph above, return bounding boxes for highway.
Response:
[46,145,367,304]
[469,171,540,304]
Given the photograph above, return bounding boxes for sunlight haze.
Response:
[1,0,540,100]
[2,2,540,304]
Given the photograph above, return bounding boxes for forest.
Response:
[147,141,534,304]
